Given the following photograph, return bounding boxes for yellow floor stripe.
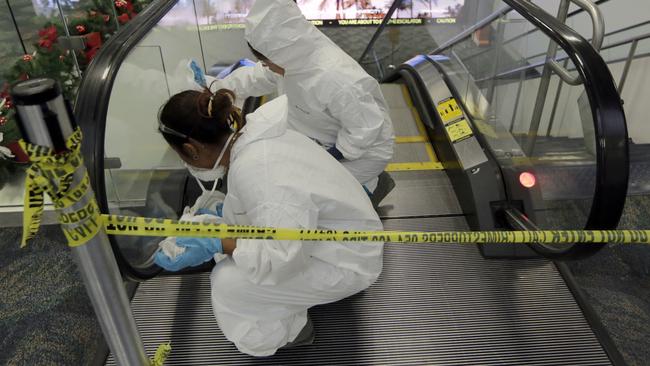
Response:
[386,161,444,172]
[399,85,441,166]
[395,136,427,143]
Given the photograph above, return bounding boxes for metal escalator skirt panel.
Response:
[109,235,611,364]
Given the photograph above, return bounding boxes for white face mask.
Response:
[184,132,235,194]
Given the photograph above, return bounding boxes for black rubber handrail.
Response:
[357,0,403,63]
[75,0,179,280]
[481,0,628,258]
[408,0,628,258]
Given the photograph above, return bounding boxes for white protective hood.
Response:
[245,0,335,75]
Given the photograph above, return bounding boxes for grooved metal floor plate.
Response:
[391,142,433,163]
[389,108,421,136]
[110,217,610,365]
[377,170,462,218]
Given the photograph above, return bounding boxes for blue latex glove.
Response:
[327,146,344,161]
[189,59,207,88]
[196,203,223,217]
[154,237,223,271]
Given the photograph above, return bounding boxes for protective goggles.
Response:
[158,121,190,140]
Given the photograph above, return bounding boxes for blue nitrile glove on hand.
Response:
[189,59,207,88]
[196,203,223,217]
[154,237,223,271]
[327,146,344,161]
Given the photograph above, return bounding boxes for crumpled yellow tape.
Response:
[18,128,101,247]
[149,343,171,366]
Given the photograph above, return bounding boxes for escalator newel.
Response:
[11,78,153,366]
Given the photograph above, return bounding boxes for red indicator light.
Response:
[519,172,536,188]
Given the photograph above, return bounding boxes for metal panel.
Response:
[380,84,410,109]
[377,171,463,218]
[391,143,433,164]
[382,216,469,231]
[110,221,610,365]
[389,108,421,136]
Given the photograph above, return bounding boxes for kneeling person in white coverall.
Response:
[154,87,384,356]
[208,0,395,196]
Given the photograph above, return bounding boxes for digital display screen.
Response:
[198,0,464,29]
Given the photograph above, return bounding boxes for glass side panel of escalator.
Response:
[433,4,602,231]
[103,0,254,271]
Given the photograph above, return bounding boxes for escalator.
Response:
[74,0,628,364]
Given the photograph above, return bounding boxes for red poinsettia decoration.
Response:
[115,0,134,12]
[117,13,130,24]
[84,32,103,62]
[37,25,58,49]
[38,38,53,49]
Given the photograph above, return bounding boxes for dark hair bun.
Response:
[209,89,235,118]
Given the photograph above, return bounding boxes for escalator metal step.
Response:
[108,218,611,365]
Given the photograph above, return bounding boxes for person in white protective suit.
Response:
[207,0,395,195]
[154,87,384,356]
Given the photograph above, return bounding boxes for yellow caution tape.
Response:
[101,214,650,244]
[149,343,171,366]
[19,125,650,248]
[19,128,101,247]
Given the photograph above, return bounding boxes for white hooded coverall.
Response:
[212,95,384,356]
[209,0,394,190]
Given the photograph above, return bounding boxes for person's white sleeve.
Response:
[327,84,386,160]
[232,201,318,286]
[205,62,279,102]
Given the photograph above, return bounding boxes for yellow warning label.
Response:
[445,119,473,143]
[437,98,463,124]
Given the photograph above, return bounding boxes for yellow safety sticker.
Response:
[101,214,650,245]
[437,98,463,124]
[445,119,473,143]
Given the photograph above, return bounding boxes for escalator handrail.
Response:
[75,0,180,280]
[505,0,628,250]
[357,0,404,63]
[444,0,628,257]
